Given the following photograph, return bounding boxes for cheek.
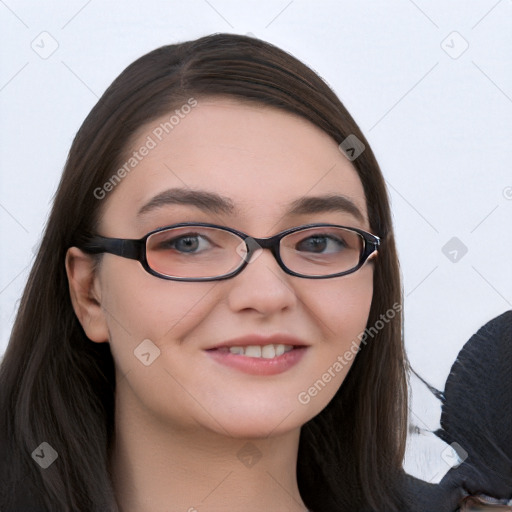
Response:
[99,257,219,359]
[305,264,374,342]
[294,266,374,413]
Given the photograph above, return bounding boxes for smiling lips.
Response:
[205,334,308,375]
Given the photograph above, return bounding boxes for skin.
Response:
[66,98,376,512]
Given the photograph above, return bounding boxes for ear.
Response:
[65,247,109,343]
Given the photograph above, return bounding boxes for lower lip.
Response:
[205,347,308,375]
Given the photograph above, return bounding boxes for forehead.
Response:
[101,97,369,232]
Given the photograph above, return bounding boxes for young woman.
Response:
[0,33,408,511]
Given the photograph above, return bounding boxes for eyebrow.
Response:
[137,187,365,223]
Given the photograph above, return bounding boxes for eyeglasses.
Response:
[79,222,380,282]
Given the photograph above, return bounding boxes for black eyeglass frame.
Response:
[79,222,381,282]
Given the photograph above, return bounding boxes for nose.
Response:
[226,246,298,315]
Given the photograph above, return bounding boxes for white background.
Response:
[1,0,511,482]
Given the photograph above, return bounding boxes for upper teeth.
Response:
[228,344,294,358]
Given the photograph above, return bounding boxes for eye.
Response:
[295,234,347,254]
[156,233,213,254]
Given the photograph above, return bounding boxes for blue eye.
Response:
[157,233,213,254]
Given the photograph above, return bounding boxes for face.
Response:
[76,97,375,438]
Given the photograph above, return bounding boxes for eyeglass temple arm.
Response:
[80,236,143,260]
[363,234,380,260]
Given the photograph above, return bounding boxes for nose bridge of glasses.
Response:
[245,234,279,250]
[235,234,279,265]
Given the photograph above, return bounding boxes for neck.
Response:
[109,389,309,512]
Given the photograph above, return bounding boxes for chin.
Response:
[221,418,301,439]
[204,402,310,439]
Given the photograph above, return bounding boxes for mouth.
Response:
[205,337,308,375]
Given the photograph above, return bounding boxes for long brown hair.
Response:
[0,33,408,511]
